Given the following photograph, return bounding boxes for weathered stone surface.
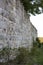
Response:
[0,0,37,50]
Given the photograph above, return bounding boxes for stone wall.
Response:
[0,0,37,50]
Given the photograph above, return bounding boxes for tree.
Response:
[20,0,43,15]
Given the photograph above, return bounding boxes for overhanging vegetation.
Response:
[20,0,43,15]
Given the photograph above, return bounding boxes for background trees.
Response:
[20,0,43,15]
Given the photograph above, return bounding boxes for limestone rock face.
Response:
[0,0,37,50]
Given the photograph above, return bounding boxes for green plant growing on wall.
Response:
[0,46,11,63]
[15,47,34,65]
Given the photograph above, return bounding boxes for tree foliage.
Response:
[20,0,43,15]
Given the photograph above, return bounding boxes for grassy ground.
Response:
[0,43,43,65]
